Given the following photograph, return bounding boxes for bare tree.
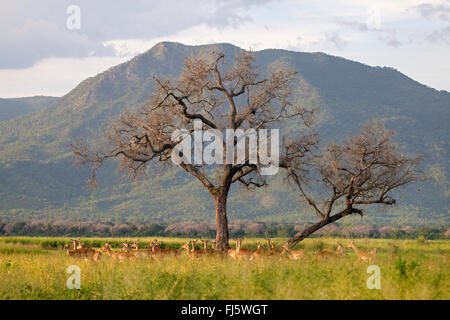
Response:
[72,50,315,250]
[284,120,423,246]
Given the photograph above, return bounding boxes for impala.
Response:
[101,243,135,261]
[121,242,132,252]
[190,240,205,258]
[251,243,262,260]
[316,248,337,259]
[71,238,88,249]
[268,240,283,255]
[68,246,101,261]
[69,239,80,250]
[227,239,238,259]
[263,238,274,256]
[181,240,204,258]
[281,243,304,260]
[235,238,251,260]
[150,239,180,256]
[200,238,215,254]
[316,244,345,259]
[148,239,161,249]
[131,239,141,250]
[347,240,373,262]
[181,241,192,254]
[131,240,154,258]
[336,243,345,254]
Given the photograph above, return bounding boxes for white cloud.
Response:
[0,0,275,68]
[0,56,129,98]
[0,0,449,96]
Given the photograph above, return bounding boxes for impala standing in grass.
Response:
[347,240,374,262]
[281,243,304,260]
[101,243,135,261]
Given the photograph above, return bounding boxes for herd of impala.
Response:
[63,237,379,263]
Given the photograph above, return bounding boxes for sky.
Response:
[1,0,449,98]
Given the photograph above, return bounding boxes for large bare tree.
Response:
[72,50,315,250]
[284,121,423,246]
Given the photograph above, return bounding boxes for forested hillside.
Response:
[0,96,59,122]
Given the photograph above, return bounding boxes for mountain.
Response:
[0,96,59,122]
[0,42,448,226]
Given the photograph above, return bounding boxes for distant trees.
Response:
[0,220,447,239]
[165,222,215,237]
[285,121,424,245]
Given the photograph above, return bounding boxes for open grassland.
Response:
[0,237,448,300]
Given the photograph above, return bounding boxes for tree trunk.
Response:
[287,207,361,246]
[214,191,230,251]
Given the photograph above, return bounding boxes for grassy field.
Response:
[0,236,448,300]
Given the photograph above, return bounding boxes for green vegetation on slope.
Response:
[0,96,59,122]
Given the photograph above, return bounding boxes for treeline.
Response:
[0,220,448,240]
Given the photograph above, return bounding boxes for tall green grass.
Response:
[0,237,448,300]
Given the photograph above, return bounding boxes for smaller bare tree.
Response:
[284,120,424,245]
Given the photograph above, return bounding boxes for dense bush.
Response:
[0,220,447,239]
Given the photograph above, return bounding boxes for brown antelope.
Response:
[121,241,135,252]
[261,238,276,257]
[235,238,252,260]
[70,239,80,250]
[101,243,135,261]
[281,243,304,260]
[148,239,161,249]
[251,243,262,260]
[121,242,131,252]
[268,240,283,255]
[190,240,205,258]
[131,240,154,258]
[316,244,346,259]
[71,239,87,249]
[181,240,204,258]
[68,246,101,261]
[200,238,215,254]
[70,239,77,250]
[149,239,180,256]
[336,243,345,254]
[181,241,192,255]
[77,243,87,249]
[316,248,337,259]
[227,239,239,259]
[131,239,141,250]
[347,240,373,262]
